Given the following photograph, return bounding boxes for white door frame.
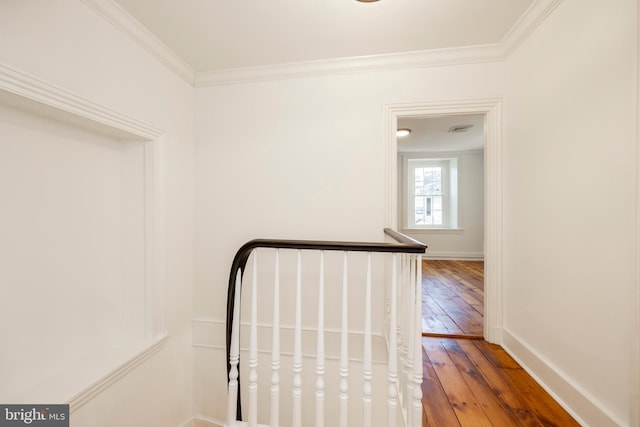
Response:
[384,98,504,343]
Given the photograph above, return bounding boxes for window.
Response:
[405,157,458,229]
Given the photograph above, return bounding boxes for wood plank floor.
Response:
[421,260,578,426]
[421,337,580,426]
[422,260,484,337]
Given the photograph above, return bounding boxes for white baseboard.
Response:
[501,329,623,427]
[177,416,196,427]
[423,251,484,260]
[178,415,223,427]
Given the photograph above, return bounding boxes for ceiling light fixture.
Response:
[397,128,411,138]
[356,0,380,2]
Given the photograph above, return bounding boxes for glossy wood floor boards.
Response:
[422,259,485,337]
[421,337,580,427]
[420,260,578,426]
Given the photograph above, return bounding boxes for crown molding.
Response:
[194,44,505,87]
[194,0,564,87]
[194,0,562,87]
[80,0,196,85]
[499,0,564,56]
[80,0,562,88]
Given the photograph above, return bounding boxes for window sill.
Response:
[403,228,465,235]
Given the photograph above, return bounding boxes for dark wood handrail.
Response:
[225,229,426,420]
[383,227,428,247]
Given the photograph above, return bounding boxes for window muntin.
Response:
[414,166,444,225]
[406,158,457,229]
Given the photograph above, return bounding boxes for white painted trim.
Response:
[77,0,561,87]
[499,0,564,57]
[194,0,562,87]
[403,228,465,235]
[192,319,388,363]
[80,0,195,85]
[502,329,622,427]
[194,44,504,87]
[0,64,168,408]
[423,252,484,261]
[144,140,166,337]
[633,0,640,423]
[76,0,562,87]
[0,64,161,140]
[179,416,224,427]
[182,415,280,426]
[69,334,169,412]
[177,416,196,427]
[384,98,504,344]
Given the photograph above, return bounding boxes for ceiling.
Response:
[397,115,484,153]
[112,0,534,73]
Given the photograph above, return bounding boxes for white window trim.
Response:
[400,152,462,231]
[408,159,450,228]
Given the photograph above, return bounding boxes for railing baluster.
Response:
[227,269,242,427]
[223,230,426,427]
[270,249,280,427]
[315,251,325,427]
[405,254,416,427]
[412,255,424,427]
[396,254,405,411]
[248,253,259,427]
[363,252,373,427]
[396,254,408,409]
[339,252,349,427]
[292,250,303,427]
[387,253,398,427]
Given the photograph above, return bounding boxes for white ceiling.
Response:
[397,115,484,153]
[112,0,534,73]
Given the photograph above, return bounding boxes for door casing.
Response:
[384,98,504,343]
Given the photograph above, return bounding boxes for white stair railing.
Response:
[224,230,426,427]
[291,250,303,427]
[363,252,373,427]
[270,250,280,427]
[387,253,398,427]
[315,251,325,427]
[339,252,349,427]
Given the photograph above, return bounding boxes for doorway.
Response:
[384,98,504,344]
[396,113,485,338]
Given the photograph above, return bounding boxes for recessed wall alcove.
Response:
[0,64,166,411]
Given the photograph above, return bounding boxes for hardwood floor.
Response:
[421,337,579,426]
[422,260,485,337]
[420,260,579,426]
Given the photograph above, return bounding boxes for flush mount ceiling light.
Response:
[356,0,381,2]
[397,128,411,138]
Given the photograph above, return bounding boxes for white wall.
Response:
[0,1,194,426]
[194,62,506,422]
[0,104,148,399]
[399,150,485,259]
[504,0,637,425]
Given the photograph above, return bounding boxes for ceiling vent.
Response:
[448,124,474,133]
